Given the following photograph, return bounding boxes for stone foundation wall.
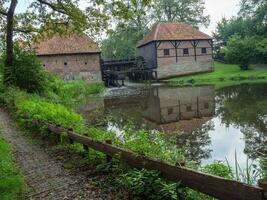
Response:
[157,60,214,79]
[58,71,102,83]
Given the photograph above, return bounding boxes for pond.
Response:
[78,83,267,178]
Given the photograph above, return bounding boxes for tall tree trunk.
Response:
[4,0,17,86]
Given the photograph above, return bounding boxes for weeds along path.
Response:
[0,108,114,200]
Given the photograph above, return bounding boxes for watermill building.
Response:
[137,22,214,79]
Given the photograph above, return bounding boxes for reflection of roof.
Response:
[137,22,212,47]
[145,117,212,134]
[34,34,100,55]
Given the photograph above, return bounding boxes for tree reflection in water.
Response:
[176,121,214,164]
[216,84,267,174]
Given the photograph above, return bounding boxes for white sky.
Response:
[200,0,240,35]
[16,0,241,37]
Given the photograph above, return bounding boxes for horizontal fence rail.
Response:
[36,122,266,200]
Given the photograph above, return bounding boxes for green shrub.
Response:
[0,87,86,133]
[16,98,86,132]
[120,169,182,200]
[45,74,104,108]
[11,47,46,93]
[203,161,233,179]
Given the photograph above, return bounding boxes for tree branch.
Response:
[37,0,67,15]
[0,9,7,16]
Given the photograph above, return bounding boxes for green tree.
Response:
[225,35,256,70]
[107,0,152,32]
[101,0,152,59]
[153,0,210,27]
[102,25,148,59]
[213,0,266,61]
[239,0,267,35]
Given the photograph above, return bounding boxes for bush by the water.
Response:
[1,48,46,93]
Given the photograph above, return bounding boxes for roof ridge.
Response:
[34,34,100,55]
[137,22,212,48]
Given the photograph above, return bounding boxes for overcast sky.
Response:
[16,0,240,36]
[201,0,240,35]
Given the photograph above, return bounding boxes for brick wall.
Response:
[38,53,102,83]
[156,40,214,78]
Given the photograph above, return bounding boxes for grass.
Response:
[166,62,267,88]
[0,136,25,200]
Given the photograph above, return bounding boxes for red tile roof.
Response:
[137,22,212,47]
[34,34,100,55]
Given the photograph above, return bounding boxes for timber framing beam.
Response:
[156,41,161,49]
[170,40,181,63]
[190,40,200,61]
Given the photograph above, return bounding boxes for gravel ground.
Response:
[0,108,116,200]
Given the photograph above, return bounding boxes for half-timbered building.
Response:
[137,22,214,79]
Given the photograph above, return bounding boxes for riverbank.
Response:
[165,62,267,89]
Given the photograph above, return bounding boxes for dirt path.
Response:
[0,108,114,200]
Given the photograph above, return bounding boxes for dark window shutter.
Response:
[164,49,170,56]
[183,48,189,55]
[201,48,207,54]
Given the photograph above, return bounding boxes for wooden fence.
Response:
[39,122,266,200]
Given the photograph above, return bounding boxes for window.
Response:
[164,49,170,56]
[183,48,189,55]
[168,108,173,115]
[85,62,87,65]
[204,102,209,109]
[64,62,68,66]
[186,105,192,112]
[201,48,207,54]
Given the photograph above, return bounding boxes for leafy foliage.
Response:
[225,35,257,70]
[153,0,210,27]
[101,25,147,59]
[12,47,46,93]
[203,161,233,179]
[45,73,104,108]
[119,169,182,200]
[213,0,267,62]
[0,47,46,92]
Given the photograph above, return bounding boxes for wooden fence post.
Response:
[106,140,112,163]
[68,128,74,144]
[83,144,89,157]
[258,179,267,200]
[52,124,61,143]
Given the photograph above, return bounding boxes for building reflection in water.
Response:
[102,85,216,163]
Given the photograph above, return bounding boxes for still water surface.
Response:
[78,83,267,170]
